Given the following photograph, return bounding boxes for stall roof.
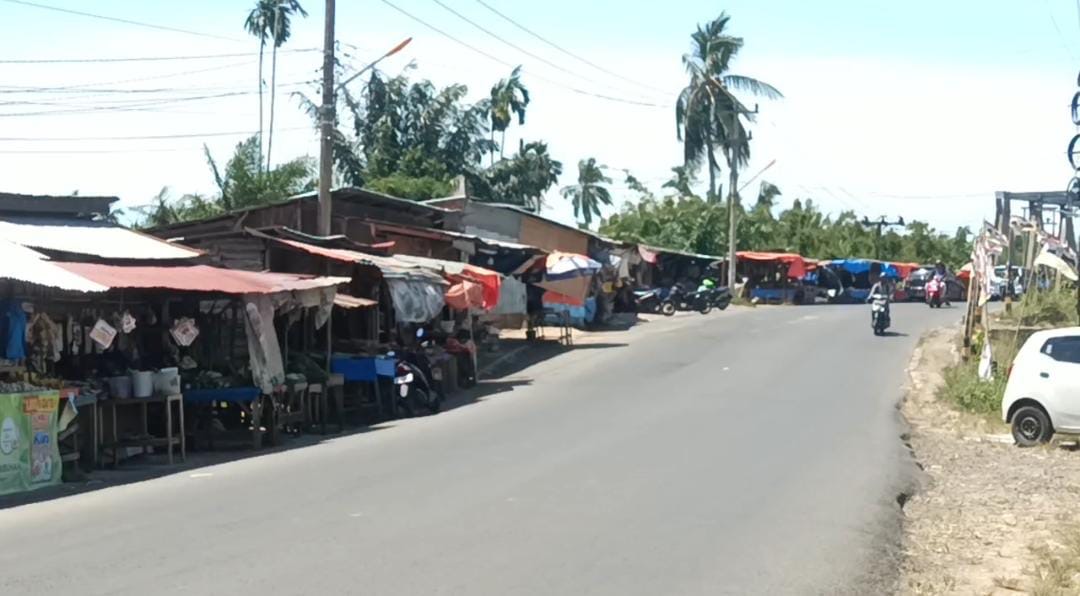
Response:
[0,240,109,293]
[642,244,725,262]
[53,263,348,295]
[737,251,808,262]
[334,294,378,309]
[0,217,202,260]
[270,237,445,282]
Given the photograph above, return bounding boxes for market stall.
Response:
[736,251,814,304]
[0,257,347,483]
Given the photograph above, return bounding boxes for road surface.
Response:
[0,303,958,595]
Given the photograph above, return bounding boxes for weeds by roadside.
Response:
[937,361,1006,415]
[999,288,1078,327]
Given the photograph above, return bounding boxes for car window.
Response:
[1041,337,1080,364]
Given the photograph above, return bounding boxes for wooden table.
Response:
[101,394,185,466]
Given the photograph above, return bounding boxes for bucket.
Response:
[153,367,180,396]
[131,371,154,398]
[107,376,132,399]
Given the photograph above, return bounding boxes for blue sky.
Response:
[1,0,1078,233]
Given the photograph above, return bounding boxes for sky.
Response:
[1,0,1078,234]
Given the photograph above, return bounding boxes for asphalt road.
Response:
[0,303,959,596]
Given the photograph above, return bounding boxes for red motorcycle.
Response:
[925,277,944,308]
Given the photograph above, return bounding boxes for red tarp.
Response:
[737,251,808,279]
[55,263,347,295]
[445,278,485,311]
[892,262,921,279]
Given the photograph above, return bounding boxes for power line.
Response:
[0,90,254,117]
[472,0,671,97]
[0,126,310,142]
[0,60,258,92]
[1,0,244,43]
[0,49,317,65]
[378,0,669,108]
[430,0,654,99]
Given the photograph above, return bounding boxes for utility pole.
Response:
[860,216,905,260]
[724,105,758,291]
[317,0,336,236]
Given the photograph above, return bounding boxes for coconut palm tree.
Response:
[675,12,781,287]
[489,65,530,164]
[244,1,273,161]
[561,158,613,228]
[264,0,307,173]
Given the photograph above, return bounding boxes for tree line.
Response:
[131,5,972,271]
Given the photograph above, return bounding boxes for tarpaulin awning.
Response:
[445,279,485,311]
[392,254,502,310]
[334,294,377,309]
[737,251,808,279]
[827,259,874,275]
[386,278,445,323]
[53,263,348,295]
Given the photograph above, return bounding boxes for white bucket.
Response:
[153,367,180,396]
[131,371,154,398]
[107,375,132,399]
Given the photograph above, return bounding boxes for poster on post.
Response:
[0,391,60,497]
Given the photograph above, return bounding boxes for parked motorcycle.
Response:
[925,277,944,308]
[662,285,712,315]
[633,287,666,314]
[391,329,444,416]
[702,286,733,311]
[870,292,891,336]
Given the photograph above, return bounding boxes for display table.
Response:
[331,356,396,422]
[183,387,267,450]
[100,394,185,466]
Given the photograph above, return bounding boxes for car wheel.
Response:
[1012,406,1053,447]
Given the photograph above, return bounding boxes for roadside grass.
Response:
[999,288,1078,327]
[937,360,1006,415]
[1026,527,1080,596]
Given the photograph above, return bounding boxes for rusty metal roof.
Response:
[53,263,348,295]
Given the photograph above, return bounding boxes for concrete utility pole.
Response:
[860,216,905,260]
[317,0,336,236]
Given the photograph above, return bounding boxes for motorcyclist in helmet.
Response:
[868,272,895,318]
[933,261,951,306]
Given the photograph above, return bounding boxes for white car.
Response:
[1002,327,1080,446]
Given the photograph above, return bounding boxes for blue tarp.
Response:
[828,259,873,274]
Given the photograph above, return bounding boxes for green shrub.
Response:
[1001,288,1077,327]
[938,361,1007,415]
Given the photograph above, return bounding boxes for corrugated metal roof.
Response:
[0,240,108,292]
[334,294,377,309]
[270,237,445,283]
[53,263,348,295]
[0,217,201,260]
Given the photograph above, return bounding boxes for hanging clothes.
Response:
[1,301,27,360]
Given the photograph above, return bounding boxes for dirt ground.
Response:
[900,327,1080,595]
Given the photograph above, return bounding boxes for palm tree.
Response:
[675,12,781,287]
[489,65,530,164]
[264,0,307,173]
[244,1,272,162]
[561,158,613,228]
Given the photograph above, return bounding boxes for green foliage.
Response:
[601,178,971,265]
[133,135,314,227]
[561,157,613,228]
[365,174,454,201]
[470,141,562,210]
[295,68,558,204]
[938,361,1006,415]
[1002,288,1079,327]
[676,12,781,197]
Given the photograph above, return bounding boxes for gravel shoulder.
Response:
[900,326,1080,595]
